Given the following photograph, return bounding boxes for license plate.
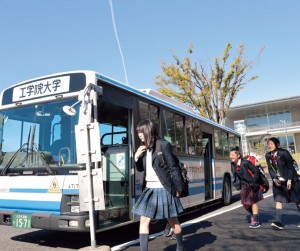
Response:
[12,213,32,229]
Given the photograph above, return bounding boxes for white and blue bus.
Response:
[0,70,240,232]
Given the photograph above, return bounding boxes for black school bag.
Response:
[156,139,189,198]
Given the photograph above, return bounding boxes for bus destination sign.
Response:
[12,76,70,102]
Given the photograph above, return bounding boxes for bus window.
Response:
[98,101,128,147]
[162,110,175,147]
[1,119,39,152]
[138,101,149,121]
[51,115,61,144]
[229,133,240,150]
[138,101,159,134]
[214,129,223,158]
[222,131,229,157]
[162,110,185,153]
[186,118,202,156]
[0,99,79,171]
[149,104,159,134]
[100,124,127,146]
[174,114,185,154]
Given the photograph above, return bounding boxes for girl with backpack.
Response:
[132,119,185,251]
[265,137,300,230]
[230,147,264,228]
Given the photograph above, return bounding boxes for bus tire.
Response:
[222,176,232,206]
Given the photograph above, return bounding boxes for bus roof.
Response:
[95,72,239,136]
[0,70,239,136]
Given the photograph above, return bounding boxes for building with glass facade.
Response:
[225,95,300,157]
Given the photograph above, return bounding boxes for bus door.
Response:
[98,102,131,227]
[202,132,213,200]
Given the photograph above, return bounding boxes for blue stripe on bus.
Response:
[10,188,48,193]
[188,185,205,195]
[189,177,223,184]
[62,189,79,194]
[214,183,223,190]
[0,200,60,213]
[9,188,79,194]
[214,177,224,181]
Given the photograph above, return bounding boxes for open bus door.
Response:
[98,102,131,227]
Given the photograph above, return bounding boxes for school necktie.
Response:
[271,154,277,163]
[235,164,240,171]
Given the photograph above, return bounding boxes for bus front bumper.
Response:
[0,210,91,232]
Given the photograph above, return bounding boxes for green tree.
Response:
[155,43,263,125]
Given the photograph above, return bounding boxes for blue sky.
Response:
[0,0,299,106]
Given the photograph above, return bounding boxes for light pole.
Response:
[280,120,289,150]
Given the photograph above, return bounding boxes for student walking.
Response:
[132,119,185,251]
[265,137,300,230]
[230,147,264,228]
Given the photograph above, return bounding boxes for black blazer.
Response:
[231,158,261,187]
[265,148,297,182]
[135,139,183,196]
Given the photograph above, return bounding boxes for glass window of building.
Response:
[246,111,291,130]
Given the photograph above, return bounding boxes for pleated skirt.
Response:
[240,182,263,206]
[132,187,184,219]
[273,179,300,203]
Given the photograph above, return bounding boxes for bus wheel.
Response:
[222,176,232,206]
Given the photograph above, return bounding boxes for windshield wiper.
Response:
[1,121,56,175]
[38,151,55,175]
[1,143,28,175]
[1,143,55,175]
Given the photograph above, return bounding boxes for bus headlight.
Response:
[71,205,80,213]
[68,220,79,227]
[85,220,90,227]
[71,195,79,202]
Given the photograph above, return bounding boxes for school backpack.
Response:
[245,155,269,193]
[293,159,299,171]
[156,139,189,198]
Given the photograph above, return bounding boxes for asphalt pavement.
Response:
[115,191,300,251]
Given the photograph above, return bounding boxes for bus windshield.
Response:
[0,99,79,175]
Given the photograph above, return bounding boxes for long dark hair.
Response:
[267,137,280,149]
[230,146,243,159]
[136,119,158,150]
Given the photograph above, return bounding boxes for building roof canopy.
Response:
[227,95,300,119]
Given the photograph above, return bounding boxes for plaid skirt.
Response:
[240,181,263,206]
[132,187,184,219]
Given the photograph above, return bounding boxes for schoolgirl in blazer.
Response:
[265,137,300,230]
[266,148,296,183]
[231,158,261,191]
[132,119,185,251]
[135,139,183,196]
[230,147,263,228]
